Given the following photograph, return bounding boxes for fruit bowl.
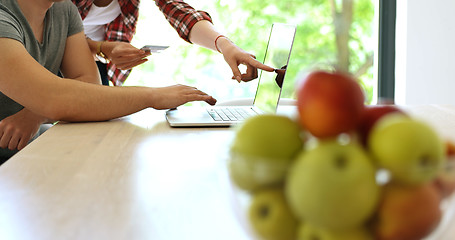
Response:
[226,156,455,240]
[225,70,455,240]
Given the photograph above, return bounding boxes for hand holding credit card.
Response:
[140,45,169,53]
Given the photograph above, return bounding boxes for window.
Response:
[127,0,380,105]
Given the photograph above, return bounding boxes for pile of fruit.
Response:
[228,70,455,240]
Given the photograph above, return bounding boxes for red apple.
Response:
[296,70,365,138]
[357,104,407,146]
[445,140,455,156]
[374,182,442,240]
[433,171,455,199]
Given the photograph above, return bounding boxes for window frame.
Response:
[378,0,396,103]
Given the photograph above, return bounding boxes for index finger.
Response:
[245,57,275,72]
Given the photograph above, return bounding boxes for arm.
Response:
[155,0,274,82]
[0,38,216,122]
[189,20,275,82]
[61,32,102,83]
[1,31,98,150]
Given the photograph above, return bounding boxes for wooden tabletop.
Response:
[0,105,454,240]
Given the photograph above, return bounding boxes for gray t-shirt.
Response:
[0,0,83,159]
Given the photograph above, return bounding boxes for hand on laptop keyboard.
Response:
[150,84,217,110]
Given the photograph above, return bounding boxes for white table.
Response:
[0,105,454,240]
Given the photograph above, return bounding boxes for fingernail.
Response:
[236,76,241,83]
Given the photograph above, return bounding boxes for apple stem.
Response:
[420,155,431,168]
[335,155,347,169]
[259,205,269,218]
[309,235,321,240]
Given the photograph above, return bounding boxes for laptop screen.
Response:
[253,23,296,113]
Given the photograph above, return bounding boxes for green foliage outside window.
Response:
[128,0,375,104]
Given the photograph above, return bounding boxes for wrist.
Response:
[21,108,49,124]
[215,35,232,54]
[97,41,109,61]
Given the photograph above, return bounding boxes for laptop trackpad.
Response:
[165,107,225,127]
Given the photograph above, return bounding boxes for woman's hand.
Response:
[217,37,275,82]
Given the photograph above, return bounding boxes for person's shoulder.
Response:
[52,0,77,12]
[0,0,24,42]
[0,0,12,9]
[0,4,10,17]
[53,0,74,8]
[51,0,80,20]
[0,0,18,24]
[0,0,14,15]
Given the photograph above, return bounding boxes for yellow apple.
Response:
[368,114,445,185]
[297,222,373,240]
[229,152,291,191]
[248,187,299,240]
[229,114,304,191]
[230,114,303,159]
[285,140,380,230]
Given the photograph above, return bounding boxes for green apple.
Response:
[248,187,299,240]
[229,114,304,191]
[297,222,373,240]
[368,114,445,185]
[229,151,295,191]
[285,140,379,230]
[230,114,303,159]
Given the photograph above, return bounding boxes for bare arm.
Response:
[154,0,273,81]
[188,20,274,82]
[0,38,215,122]
[0,32,99,151]
[60,32,102,84]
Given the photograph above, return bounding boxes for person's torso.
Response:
[0,0,82,74]
[0,0,83,119]
[83,0,121,41]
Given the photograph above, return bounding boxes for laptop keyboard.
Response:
[207,107,257,121]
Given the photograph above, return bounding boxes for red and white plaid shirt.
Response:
[71,0,212,86]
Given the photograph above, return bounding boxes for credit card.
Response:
[140,45,169,53]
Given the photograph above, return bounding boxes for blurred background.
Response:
[126,0,377,106]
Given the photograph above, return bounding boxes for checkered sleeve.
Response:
[106,0,140,86]
[71,0,140,86]
[156,0,213,43]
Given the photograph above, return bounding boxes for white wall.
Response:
[395,0,455,105]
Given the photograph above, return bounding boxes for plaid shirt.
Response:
[72,0,212,86]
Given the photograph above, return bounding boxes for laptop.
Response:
[165,23,297,127]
